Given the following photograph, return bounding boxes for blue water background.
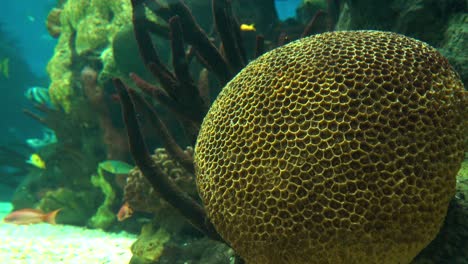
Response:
[275,0,302,20]
[1,0,57,77]
[0,0,56,139]
[0,0,57,198]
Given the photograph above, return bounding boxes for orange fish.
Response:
[3,208,61,225]
[117,202,133,222]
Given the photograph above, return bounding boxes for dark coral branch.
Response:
[126,87,195,174]
[168,16,208,125]
[129,72,168,99]
[185,45,196,64]
[131,3,210,127]
[114,78,223,242]
[23,109,47,125]
[132,1,178,97]
[326,0,341,31]
[230,13,247,65]
[142,19,170,39]
[169,16,194,90]
[212,0,246,73]
[255,35,265,59]
[150,0,232,85]
[130,72,192,124]
[301,10,326,38]
[193,49,217,75]
[23,104,61,130]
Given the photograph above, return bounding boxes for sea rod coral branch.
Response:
[139,0,232,85]
[168,16,208,125]
[212,0,247,73]
[125,85,195,174]
[113,78,223,242]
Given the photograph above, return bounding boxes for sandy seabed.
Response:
[0,203,137,264]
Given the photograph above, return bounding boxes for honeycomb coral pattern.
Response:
[195,31,466,264]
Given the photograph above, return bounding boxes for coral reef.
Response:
[195,31,466,263]
[113,1,466,263]
[47,0,132,112]
[18,102,112,227]
[124,147,196,215]
[19,0,136,225]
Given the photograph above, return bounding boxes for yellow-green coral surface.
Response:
[195,31,466,264]
[46,0,131,112]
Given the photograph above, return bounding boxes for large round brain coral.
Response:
[194,31,466,264]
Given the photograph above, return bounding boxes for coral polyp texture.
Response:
[124,148,196,214]
[194,31,466,264]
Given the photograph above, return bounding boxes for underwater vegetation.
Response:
[7,0,467,263]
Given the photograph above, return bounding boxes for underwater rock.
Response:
[75,16,110,55]
[37,187,100,226]
[46,0,132,112]
[156,236,233,264]
[10,181,39,210]
[131,220,233,264]
[130,223,171,264]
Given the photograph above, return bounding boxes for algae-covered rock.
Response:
[37,187,100,226]
[46,0,132,113]
[130,223,171,264]
[47,35,73,112]
[156,237,234,264]
[75,15,110,55]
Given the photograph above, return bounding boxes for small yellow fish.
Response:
[26,153,46,169]
[240,23,256,32]
[0,58,9,78]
